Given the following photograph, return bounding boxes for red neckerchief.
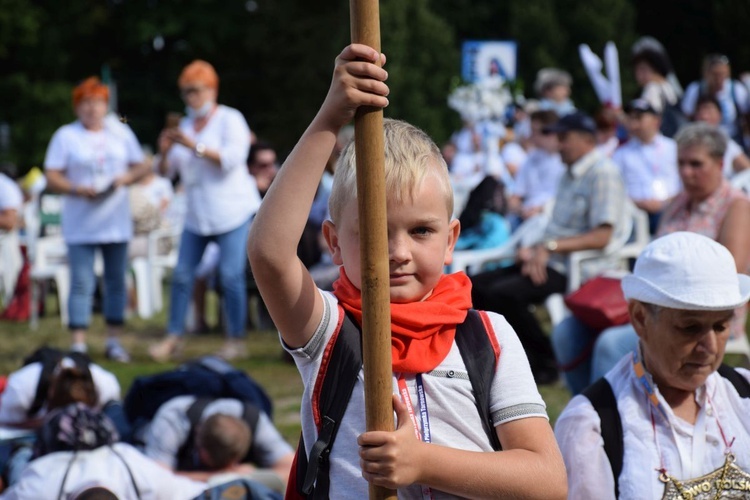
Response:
[332,268,472,373]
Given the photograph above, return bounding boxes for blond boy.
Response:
[248,44,566,499]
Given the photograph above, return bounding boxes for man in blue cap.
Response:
[471,111,627,384]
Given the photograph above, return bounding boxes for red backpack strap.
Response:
[477,310,501,364]
[292,306,363,498]
[310,306,347,429]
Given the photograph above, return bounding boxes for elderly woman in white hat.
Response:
[555,231,750,499]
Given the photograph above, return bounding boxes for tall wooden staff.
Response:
[350,1,396,499]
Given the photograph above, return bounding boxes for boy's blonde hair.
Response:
[328,118,454,225]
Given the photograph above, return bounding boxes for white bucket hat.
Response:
[621,231,750,311]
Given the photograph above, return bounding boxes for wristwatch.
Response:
[194,142,207,158]
[544,239,558,252]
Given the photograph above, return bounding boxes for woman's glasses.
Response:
[180,86,206,97]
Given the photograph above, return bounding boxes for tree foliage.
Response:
[0,0,748,172]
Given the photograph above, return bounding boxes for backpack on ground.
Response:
[287,308,502,499]
[192,477,282,500]
[123,355,273,441]
[22,346,92,418]
[583,363,750,498]
[176,397,261,471]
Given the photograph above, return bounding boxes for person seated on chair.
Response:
[555,231,750,499]
[552,122,750,395]
[470,111,627,385]
[507,109,565,227]
[1,403,206,499]
[141,395,293,490]
[692,95,750,179]
[613,98,680,234]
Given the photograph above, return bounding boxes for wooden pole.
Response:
[350,1,396,499]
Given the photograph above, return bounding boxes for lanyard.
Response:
[397,374,433,500]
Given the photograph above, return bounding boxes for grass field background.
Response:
[1,286,745,446]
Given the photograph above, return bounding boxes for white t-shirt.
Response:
[43,120,144,244]
[501,141,528,172]
[724,138,745,178]
[682,79,750,138]
[0,442,206,500]
[0,362,121,424]
[286,288,548,499]
[0,173,22,212]
[555,353,750,500]
[143,395,293,470]
[612,134,680,202]
[165,105,260,236]
[139,176,174,209]
[511,148,565,210]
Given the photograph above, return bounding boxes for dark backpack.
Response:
[123,355,272,440]
[287,309,502,499]
[659,102,688,138]
[176,397,262,471]
[192,477,282,500]
[22,346,92,418]
[583,363,750,498]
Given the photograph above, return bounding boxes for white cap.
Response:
[621,232,750,311]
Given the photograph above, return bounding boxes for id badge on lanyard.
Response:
[398,374,434,500]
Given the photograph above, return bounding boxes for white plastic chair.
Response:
[0,231,23,306]
[129,224,182,318]
[29,235,70,328]
[730,168,750,195]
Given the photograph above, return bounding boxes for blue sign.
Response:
[462,40,518,83]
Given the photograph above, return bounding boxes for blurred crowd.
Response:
[0,35,750,498]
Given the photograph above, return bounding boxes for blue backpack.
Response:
[123,356,273,439]
[192,478,282,500]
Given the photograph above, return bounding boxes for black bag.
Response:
[659,102,688,138]
[123,356,273,438]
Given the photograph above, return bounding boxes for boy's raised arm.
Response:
[247,44,388,348]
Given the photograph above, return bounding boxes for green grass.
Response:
[6,286,746,446]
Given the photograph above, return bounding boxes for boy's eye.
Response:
[411,226,433,236]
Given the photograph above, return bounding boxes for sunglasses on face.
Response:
[180,86,206,97]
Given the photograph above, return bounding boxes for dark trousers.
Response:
[471,264,567,374]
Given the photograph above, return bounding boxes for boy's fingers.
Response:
[341,43,381,64]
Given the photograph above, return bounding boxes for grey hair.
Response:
[674,122,727,160]
[534,68,573,95]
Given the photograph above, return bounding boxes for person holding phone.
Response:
[152,60,261,361]
[44,77,148,361]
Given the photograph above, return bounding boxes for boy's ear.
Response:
[322,220,344,266]
[443,218,461,266]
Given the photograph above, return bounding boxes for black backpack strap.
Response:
[717,363,750,398]
[582,377,622,499]
[454,309,502,451]
[241,402,261,463]
[176,397,213,470]
[300,311,362,499]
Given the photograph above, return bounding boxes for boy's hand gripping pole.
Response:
[350,1,397,499]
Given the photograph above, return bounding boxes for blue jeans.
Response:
[67,242,128,330]
[167,219,250,337]
[551,316,638,395]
